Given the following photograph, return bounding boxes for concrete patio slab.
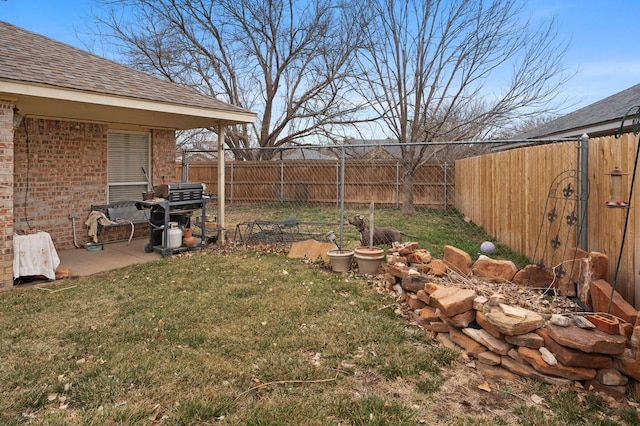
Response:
[58,238,162,277]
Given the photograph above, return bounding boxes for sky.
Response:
[1,0,639,115]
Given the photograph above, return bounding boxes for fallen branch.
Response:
[235,375,338,400]
[35,285,77,293]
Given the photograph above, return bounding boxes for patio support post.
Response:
[217,124,226,244]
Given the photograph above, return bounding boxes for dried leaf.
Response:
[148,404,162,421]
[478,381,491,392]
[531,394,544,405]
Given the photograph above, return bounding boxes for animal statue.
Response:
[347,214,412,246]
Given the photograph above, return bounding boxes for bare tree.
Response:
[93,0,370,159]
[356,0,572,215]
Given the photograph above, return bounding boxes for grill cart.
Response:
[136,183,209,257]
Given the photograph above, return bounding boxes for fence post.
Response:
[335,162,339,206]
[579,133,589,250]
[230,162,234,205]
[280,162,285,203]
[181,149,187,182]
[443,162,448,210]
[395,162,400,209]
[339,145,345,247]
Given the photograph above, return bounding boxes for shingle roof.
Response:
[522,84,640,138]
[0,20,250,115]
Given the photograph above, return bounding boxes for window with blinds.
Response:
[107,131,151,203]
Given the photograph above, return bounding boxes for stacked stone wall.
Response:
[386,243,640,400]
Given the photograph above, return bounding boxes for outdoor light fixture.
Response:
[605,166,628,208]
[12,107,24,128]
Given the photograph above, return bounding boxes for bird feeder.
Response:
[605,166,628,208]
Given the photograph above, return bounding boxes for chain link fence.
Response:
[179,139,582,265]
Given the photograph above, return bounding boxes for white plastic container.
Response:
[165,222,182,249]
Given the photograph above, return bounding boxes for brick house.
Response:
[0,21,255,288]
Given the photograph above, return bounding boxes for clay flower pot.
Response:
[183,228,196,247]
[354,246,384,275]
[327,249,354,272]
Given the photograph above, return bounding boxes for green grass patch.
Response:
[225,203,530,268]
[0,232,629,424]
[0,251,446,424]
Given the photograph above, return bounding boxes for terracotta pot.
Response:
[354,246,384,275]
[183,228,193,238]
[327,249,354,272]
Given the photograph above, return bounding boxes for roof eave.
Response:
[1,80,256,130]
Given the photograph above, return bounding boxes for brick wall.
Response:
[0,101,15,288]
[152,129,177,185]
[12,118,176,255]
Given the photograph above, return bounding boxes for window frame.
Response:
[107,130,151,203]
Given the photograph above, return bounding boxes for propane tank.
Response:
[165,222,182,249]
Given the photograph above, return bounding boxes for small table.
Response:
[13,231,60,281]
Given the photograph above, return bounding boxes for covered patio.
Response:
[57,239,161,278]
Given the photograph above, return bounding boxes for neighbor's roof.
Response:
[0,21,255,129]
[522,84,640,139]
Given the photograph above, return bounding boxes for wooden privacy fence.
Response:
[455,141,580,269]
[456,134,640,308]
[176,159,454,208]
[586,132,639,307]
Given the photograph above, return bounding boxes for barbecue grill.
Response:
[136,182,209,257]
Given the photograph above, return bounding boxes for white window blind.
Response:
[107,131,150,202]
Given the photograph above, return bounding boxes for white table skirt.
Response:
[13,231,60,280]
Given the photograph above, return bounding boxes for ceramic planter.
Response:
[354,246,384,275]
[183,227,196,247]
[327,249,354,272]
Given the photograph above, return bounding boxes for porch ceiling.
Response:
[2,80,256,130]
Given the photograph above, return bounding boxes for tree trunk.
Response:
[401,163,415,217]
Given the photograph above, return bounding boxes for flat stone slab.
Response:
[430,287,477,318]
[500,356,572,386]
[483,304,545,336]
[517,347,596,381]
[449,328,486,357]
[477,350,502,366]
[505,332,544,349]
[472,255,517,282]
[462,327,512,355]
[443,245,472,276]
[401,275,428,293]
[589,279,638,325]
[442,309,476,328]
[546,323,626,355]
[535,328,613,369]
[475,311,504,339]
